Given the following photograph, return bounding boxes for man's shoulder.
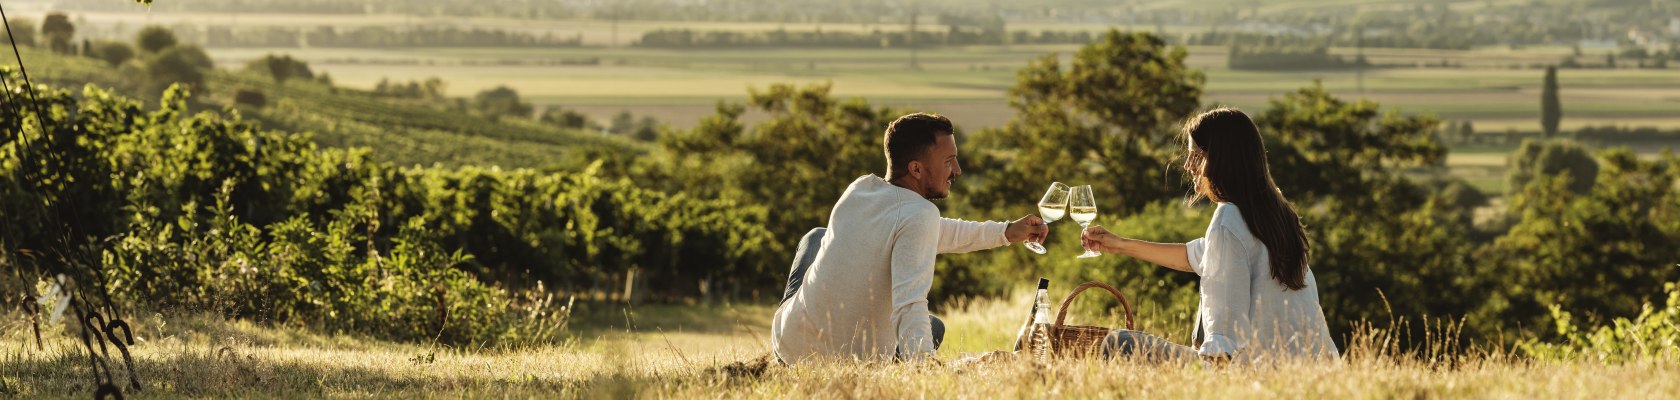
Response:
[896,198,940,223]
[837,174,938,220]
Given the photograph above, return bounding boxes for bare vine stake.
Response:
[105,318,142,391]
[78,310,114,387]
[21,294,42,351]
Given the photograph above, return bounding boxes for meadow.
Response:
[5,294,1679,398]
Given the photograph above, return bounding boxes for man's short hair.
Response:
[883,113,954,181]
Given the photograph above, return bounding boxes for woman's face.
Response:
[1185,136,1221,202]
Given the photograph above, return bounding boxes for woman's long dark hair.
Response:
[1182,108,1311,290]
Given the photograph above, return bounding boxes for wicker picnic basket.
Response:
[1049,281,1136,358]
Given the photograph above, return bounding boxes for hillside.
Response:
[4,45,647,169]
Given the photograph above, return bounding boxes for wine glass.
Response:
[1069,185,1102,259]
[1024,182,1070,254]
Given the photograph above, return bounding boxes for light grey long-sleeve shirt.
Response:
[1187,202,1339,362]
[772,175,1009,364]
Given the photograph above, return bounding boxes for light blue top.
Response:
[1186,202,1339,361]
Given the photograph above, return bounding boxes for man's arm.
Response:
[936,218,1008,254]
[937,215,1045,254]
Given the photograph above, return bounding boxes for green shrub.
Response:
[1,72,773,345]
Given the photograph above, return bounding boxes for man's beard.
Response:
[923,174,953,200]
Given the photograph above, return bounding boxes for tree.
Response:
[143,45,213,94]
[1506,139,1598,197]
[41,12,75,54]
[473,86,532,120]
[609,111,635,135]
[1541,66,1561,138]
[650,82,894,266]
[245,54,314,83]
[965,30,1206,214]
[1483,149,1680,336]
[137,26,178,53]
[233,88,267,108]
[539,107,591,130]
[634,116,660,141]
[90,41,135,67]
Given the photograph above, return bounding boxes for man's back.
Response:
[772,175,941,363]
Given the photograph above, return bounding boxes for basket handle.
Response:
[1052,281,1135,330]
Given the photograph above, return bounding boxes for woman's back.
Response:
[1188,203,1338,361]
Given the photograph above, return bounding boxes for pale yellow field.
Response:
[5,295,1678,398]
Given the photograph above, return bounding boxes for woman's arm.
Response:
[1080,226,1194,272]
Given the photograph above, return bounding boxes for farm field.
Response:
[200,45,1680,135]
[16,8,1679,134]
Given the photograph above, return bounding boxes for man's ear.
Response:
[907,160,924,180]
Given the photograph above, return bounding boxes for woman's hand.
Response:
[1080,225,1125,255]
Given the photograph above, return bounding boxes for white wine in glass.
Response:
[1025,182,1070,254]
[1069,185,1102,258]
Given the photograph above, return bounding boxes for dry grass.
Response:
[3,296,1677,398]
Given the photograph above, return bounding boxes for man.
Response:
[771,112,1047,364]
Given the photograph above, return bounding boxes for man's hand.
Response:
[1005,215,1048,244]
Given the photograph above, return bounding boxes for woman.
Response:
[1080,108,1338,363]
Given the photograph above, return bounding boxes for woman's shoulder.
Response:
[1208,203,1258,247]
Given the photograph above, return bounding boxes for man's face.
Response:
[917,133,961,200]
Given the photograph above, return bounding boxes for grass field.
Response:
[5,294,1678,398]
[195,44,1680,137]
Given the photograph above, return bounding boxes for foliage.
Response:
[88,40,135,67]
[1541,66,1561,138]
[245,54,314,83]
[965,30,1205,216]
[540,107,593,130]
[141,45,213,95]
[1506,139,1598,197]
[1254,83,1446,204]
[1,73,775,343]
[636,27,1089,49]
[202,25,584,48]
[136,26,177,53]
[4,18,1678,358]
[647,82,895,259]
[1523,282,1680,362]
[233,88,267,108]
[40,13,75,55]
[473,86,533,120]
[1227,45,1361,71]
[1481,149,1680,335]
[374,77,446,100]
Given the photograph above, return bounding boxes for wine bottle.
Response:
[1030,278,1053,363]
[1012,277,1050,352]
